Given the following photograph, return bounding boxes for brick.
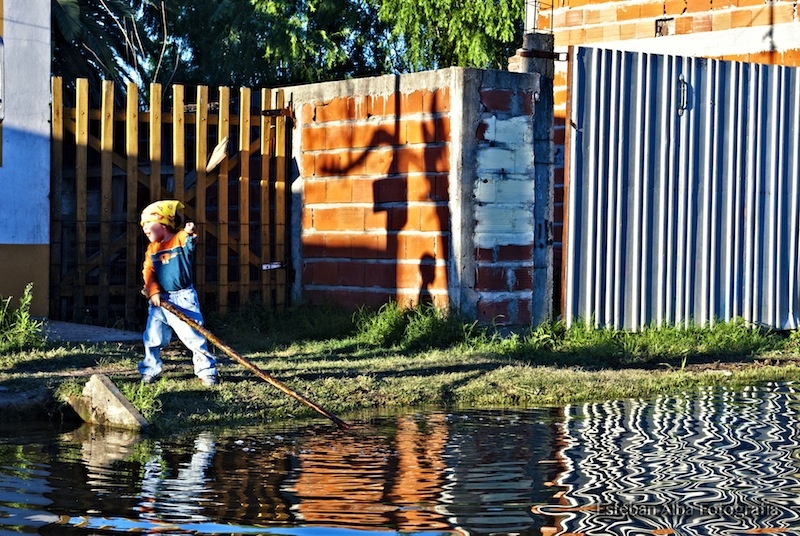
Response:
[665,0,687,15]
[424,88,451,113]
[314,261,341,286]
[640,1,666,18]
[365,262,396,288]
[433,234,449,260]
[480,89,513,112]
[735,0,765,7]
[395,145,449,174]
[586,5,618,24]
[302,233,325,257]
[513,268,534,291]
[301,262,315,285]
[325,124,354,150]
[350,234,380,257]
[339,150,367,176]
[373,177,407,203]
[497,244,534,261]
[364,208,388,231]
[538,11,552,29]
[365,95,386,118]
[365,148,394,175]
[476,266,507,291]
[301,103,315,124]
[302,207,314,231]
[406,174,433,201]
[616,3,640,20]
[419,204,448,232]
[636,19,657,37]
[396,263,422,288]
[316,152,341,175]
[312,207,339,231]
[303,126,327,151]
[693,13,712,30]
[326,177,353,203]
[554,29,572,47]
[687,0,711,12]
[731,8,753,26]
[353,123,402,148]
[476,299,510,324]
[619,21,639,39]
[551,9,568,27]
[475,247,494,261]
[603,23,622,40]
[750,5,773,24]
[316,96,355,122]
[520,91,535,115]
[337,206,365,231]
[433,174,449,201]
[404,90,426,114]
[324,233,352,257]
[781,49,800,67]
[304,180,326,204]
[770,3,795,24]
[712,10,732,29]
[387,207,408,231]
[398,233,435,260]
[516,299,532,325]
[565,8,584,26]
[339,261,366,286]
[405,118,438,144]
[585,26,605,42]
[436,116,451,142]
[351,178,374,203]
[301,153,316,176]
[675,15,694,33]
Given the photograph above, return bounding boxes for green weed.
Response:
[0,284,44,354]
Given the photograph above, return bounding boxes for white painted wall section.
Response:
[0,0,51,244]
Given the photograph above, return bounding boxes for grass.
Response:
[2,297,800,433]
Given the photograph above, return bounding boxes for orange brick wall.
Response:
[289,68,550,325]
[299,88,453,310]
[535,0,800,313]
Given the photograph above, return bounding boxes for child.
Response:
[138,200,218,386]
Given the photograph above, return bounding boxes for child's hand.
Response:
[184,221,196,235]
[150,293,163,307]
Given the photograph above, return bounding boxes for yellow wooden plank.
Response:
[99,80,114,323]
[75,79,89,320]
[274,90,288,309]
[195,86,209,296]
[239,88,252,301]
[173,85,186,203]
[50,77,64,316]
[149,83,162,202]
[218,86,230,311]
[126,82,140,325]
[260,89,273,305]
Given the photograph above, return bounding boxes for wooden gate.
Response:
[50,77,292,329]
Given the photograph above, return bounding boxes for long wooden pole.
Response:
[159,301,350,429]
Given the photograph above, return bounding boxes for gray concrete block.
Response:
[69,374,148,432]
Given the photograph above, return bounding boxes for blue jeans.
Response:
[138,287,217,380]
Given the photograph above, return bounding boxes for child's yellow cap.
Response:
[140,200,184,227]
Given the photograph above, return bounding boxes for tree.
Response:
[378,0,524,71]
[144,0,402,88]
[52,0,155,101]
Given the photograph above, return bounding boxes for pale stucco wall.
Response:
[0,0,51,315]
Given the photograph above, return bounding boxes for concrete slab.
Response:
[69,374,148,432]
[40,319,141,344]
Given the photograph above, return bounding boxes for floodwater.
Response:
[3,383,800,536]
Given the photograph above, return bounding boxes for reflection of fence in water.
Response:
[542,384,800,535]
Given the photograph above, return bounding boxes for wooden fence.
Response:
[50,77,292,329]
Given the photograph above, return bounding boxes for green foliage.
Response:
[0,284,44,354]
[52,0,154,104]
[379,0,524,70]
[143,0,402,88]
[355,302,477,350]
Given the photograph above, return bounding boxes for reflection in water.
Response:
[541,383,800,535]
[0,410,561,535]
[4,386,800,535]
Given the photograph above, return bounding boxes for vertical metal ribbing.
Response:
[566,47,800,330]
